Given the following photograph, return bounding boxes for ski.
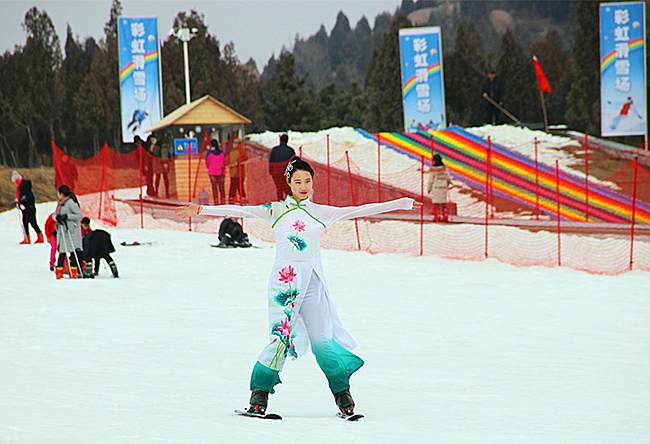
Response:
[336,412,364,422]
[234,409,282,420]
[120,241,156,247]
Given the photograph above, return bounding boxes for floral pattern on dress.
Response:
[288,220,308,252]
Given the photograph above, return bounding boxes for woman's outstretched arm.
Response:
[175,202,268,220]
[319,198,418,226]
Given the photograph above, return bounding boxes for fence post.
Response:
[556,160,561,267]
[535,137,539,220]
[488,136,494,219]
[630,156,638,270]
[378,134,381,202]
[327,134,330,205]
[238,141,243,205]
[139,142,143,229]
[585,133,589,222]
[420,155,424,256]
[188,138,192,232]
[99,146,107,221]
[345,151,361,250]
[485,143,490,258]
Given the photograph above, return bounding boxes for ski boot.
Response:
[83,261,94,279]
[19,235,31,245]
[108,259,119,278]
[247,390,268,415]
[35,232,45,243]
[334,389,355,417]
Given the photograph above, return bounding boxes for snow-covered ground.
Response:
[2,203,649,443]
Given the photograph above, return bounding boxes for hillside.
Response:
[268,0,578,92]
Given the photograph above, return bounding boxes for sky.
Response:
[0,0,400,69]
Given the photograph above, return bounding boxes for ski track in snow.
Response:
[1,201,649,443]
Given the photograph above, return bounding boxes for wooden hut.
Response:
[146,95,251,201]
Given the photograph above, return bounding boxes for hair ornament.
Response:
[284,159,298,178]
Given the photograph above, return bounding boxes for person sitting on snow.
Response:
[81,217,119,278]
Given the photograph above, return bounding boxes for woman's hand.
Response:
[175,202,202,218]
[413,201,423,210]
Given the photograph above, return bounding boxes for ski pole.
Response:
[16,203,27,239]
[64,221,84,279]
[483,95,521,124]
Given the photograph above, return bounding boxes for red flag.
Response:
[533,56,552,93]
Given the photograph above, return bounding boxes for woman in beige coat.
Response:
[427,154,451,221]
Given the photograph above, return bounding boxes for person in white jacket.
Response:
[177,157,418,417]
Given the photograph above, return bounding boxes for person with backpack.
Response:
[177,156,418,419]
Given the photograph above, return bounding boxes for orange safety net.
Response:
[51,135,650,276]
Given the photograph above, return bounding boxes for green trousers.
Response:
[250,339,363,395]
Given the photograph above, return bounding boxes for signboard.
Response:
[118,18,164,143]
[600,2,647,137]
[399,27,446,132]
[174,138,198,156]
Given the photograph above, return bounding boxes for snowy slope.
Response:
[1,203,649,444]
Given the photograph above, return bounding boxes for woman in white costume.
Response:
[177,157,417,417]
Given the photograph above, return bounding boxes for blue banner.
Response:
[600,2,647,137]
[118,18,163,143]
[399,27,446,132]
[174,138,198,156]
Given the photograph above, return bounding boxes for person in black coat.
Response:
[81,217,119,278]
[12,171,44,244]
[268,134,295,200]
[482,69,504,125]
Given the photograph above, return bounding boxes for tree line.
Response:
[0,0,646,168]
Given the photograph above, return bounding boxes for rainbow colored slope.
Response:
[357,126,650,224]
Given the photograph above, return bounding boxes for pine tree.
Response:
[260,51,319,131]
[445,21,486,126]
[364,13,411,132]
[21,7,62,165]
[496,29,538,124]
[565,0,600,135]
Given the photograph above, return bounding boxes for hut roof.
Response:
[147,95,251,133]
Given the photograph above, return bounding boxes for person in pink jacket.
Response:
[206,139,226,205]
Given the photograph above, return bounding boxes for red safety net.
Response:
[52,134,650,276]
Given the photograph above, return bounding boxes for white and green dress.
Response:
[199,196,414,395]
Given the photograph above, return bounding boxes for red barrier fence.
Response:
[51,133,650,275]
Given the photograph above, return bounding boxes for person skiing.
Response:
[608,97,643,131]
[12,171,44,244]
[176,157,418,419]
[81,217,119,278]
